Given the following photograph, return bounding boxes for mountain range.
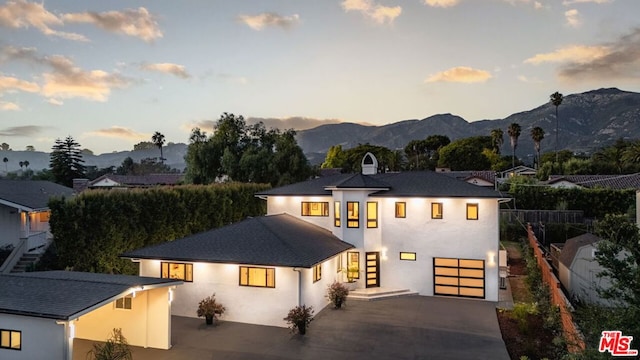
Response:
[1,87,638,173]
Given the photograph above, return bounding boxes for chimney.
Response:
[361,152,378,175]
[73,178,89,193]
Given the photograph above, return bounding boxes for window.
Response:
[400,252,417,261]
[115,295,132,310]
[347,202,359,228]
[334,201,341,227]
[395,202,406,218]
[366,202,378,228]
[313,264,322,283]
[301,202,329,216]
[161,262,193,282]
[39,211,51,222]
[466,203,479,220]
[0,329,21,350]
[239,266,275,288]
[431,202,443,219]
[347,251,360,279]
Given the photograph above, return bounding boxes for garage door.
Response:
[433,258,485,299]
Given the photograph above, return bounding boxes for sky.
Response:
[1,0,639,155]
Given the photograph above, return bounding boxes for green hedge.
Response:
[48,183,270,274]
[509,186,635,219]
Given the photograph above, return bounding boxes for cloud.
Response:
[140,62,190,79]
[0,101,20,111]
[0,125,47,136]
[565,9,581,27]
[557,28,640,82]
[87,126,148,140]
[517,75,542,83]
[0,75,40,93]
[237,13,300,31]
[425,66,492,83]
[63,7,162,42]
[47,98,63,106]
[562,0,612,5]
[1,46,131,102]
[524,45,610,64]
[423,0,460,7]
[217,73,248,85]
[0,0,87,41]
[341,0,402,24]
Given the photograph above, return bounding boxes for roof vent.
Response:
[361,152,378,175]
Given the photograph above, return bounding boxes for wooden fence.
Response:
[526,224,586,353]
[502,210,584,224]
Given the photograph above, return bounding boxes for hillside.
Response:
[297,88,640,164]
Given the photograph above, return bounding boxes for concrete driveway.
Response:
[75,296,509,360]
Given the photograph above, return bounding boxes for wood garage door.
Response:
[433,258,485,299]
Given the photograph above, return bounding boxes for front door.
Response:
[365,252,380,288]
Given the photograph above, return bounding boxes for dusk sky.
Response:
[1,0,639,154]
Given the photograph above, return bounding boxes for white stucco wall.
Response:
[139,260,300,327]
[0,313,66,360]
[74,287,172,349]
[0,205,21,247]
[266,195,333,230]
[300,256,341,313]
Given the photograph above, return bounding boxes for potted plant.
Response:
[346,265,359,283]
[196,293,226,325]
[284,305,314,335]
[327,281,349,309]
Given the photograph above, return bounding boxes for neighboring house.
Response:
[73,173,183,192]
[547,173,640,189]
[558,233,612,305]
[499,166,537,181]
[0,180,74,272]
[0,271,181,360]
[123,153,506,327]
[437,169,496,187]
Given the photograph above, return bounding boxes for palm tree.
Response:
[151,131,166,164]
[23,160,29,169]
[19,161,24,169]
[490,128,504,154]
[530,126,545,168]
[550,91,564,163]
[2,157,7,172]
[507,123,522,169]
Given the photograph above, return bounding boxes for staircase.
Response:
[347,288,418,301]
[10,253,40,273]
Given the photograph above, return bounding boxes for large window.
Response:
[431,202,443,219]
[347,251,360,279]
[334,201,341,227]
[395,202,406,218]
[161,262,193,282]
[115,295,132,310]
[313,264,322,283]
[0,329,21,351]
[366,202,378,228]
[301,202,329,216]
[240,266,275,288]
[347,202,359,228]
[466,203,479,220]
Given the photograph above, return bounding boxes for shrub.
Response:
[197,293,226,320]
[86,328,132,360]
[326,281,349,308]
[284,305,314,335]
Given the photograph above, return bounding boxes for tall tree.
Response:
[152,131,166,164]
[50,136,86,187]
[437,136,492,171]
[25,145,35,151]
[507,123,522,169]
[550,91,564,163]
[490,128,504,154]
[1,143,9,151]
[530,126,545,168]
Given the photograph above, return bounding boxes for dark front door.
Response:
[365,252,380,288]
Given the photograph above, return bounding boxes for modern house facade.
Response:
[124,153,506,327]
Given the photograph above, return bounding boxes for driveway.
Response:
[75,296,509,360]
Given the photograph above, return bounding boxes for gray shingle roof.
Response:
[122,214,354,268]
[90,174,183,187]
[257,171,504,198]
[548,173,640,190]
[0,271,181,320]
[558,233,600,268]
[0,180,74,211]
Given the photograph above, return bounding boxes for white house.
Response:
[0,180,74,273]
[123,153,506,327]
[0,271,181,360]
[558,233,612,305]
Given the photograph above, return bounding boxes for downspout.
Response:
[293,268,302,306]
[56,320,73,360]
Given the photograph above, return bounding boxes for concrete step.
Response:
[347,288,418,301]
